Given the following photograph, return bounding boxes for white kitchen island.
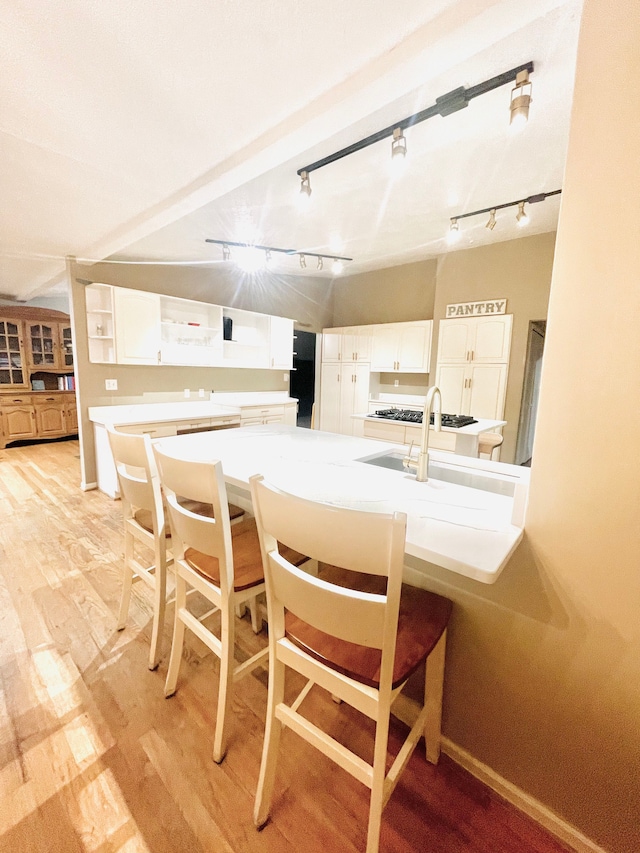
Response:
[154,424,529,585]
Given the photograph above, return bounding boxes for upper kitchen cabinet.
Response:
[113,288,161,365]
[369,320,432,373]
[0,318,27,388]
[221,307,269,368]
[159,295,223,366]
[26,321,73,371]
[269,315,294,370]
[437,315,512,365]
[86,283,116,364]
[321,326,371,363]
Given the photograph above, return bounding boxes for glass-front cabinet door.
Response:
[28,324,57,368]
[59,324,74,368]
[0,320,27,387]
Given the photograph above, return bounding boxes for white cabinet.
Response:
[319,362,370,435]
[239,402,297,427]
[222,308,270,368]
[370,321,432,372]
[321,326,371,363]
[269,316,294,370]
[159,296,223,366]
[436,362,508,420]
[86,283,116,364]
[113,289,161,365]
[435,314,512,420]
[437,315,512,365]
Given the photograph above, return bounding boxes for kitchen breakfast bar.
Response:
[154,424,529,585]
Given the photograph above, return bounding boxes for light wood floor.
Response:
[0,439,572,853]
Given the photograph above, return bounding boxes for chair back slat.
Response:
[269,552,386,648]
[252,478,401,576]
[107,426,162,520]
[251,475,406,658]
[153,447,233,593]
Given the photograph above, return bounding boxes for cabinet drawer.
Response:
[240,405,284,421]
[2,394,33,405]
[117,423,178,438]
[363,421,405,443]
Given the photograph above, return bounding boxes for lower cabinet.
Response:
[0,392,78,449]
[239,402,297,427]
[435,363,508,420]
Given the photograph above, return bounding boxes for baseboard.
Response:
[80,480,97,491]
[441,737,609,853]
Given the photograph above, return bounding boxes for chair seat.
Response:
[478,433,503,452]
[133,501,244,536]
[184,517,308,592]
[285,566,452,689]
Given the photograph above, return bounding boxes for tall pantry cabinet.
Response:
[435,314,512,420]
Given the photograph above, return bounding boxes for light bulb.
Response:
[486,209,497,231]
[510,70,532,130]
[237,247,263,273]
[516,201,529,227]
[298,170,312,206]
[447,218,460,244]
[331,259,343,275]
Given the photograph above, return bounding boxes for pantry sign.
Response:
[445,299,507,317]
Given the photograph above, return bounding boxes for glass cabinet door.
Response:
[29,324,56,367]
[60,324,74,368]
[0,321,26,386]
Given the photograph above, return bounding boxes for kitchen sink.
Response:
[355,450,517,496]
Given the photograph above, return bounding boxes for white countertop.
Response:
[154,424,528,585]
[88,401,242,426]
[88,393,297,426]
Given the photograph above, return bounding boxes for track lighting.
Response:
[516,201,529,226]
[296,61,533,193]
[205,239,352,274]
[299,170,312,204]
[510,69,532,129]
[391,127,407,160]
[447,189,561,239]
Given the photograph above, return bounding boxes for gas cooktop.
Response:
[368,408,478,428]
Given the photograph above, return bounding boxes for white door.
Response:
[370,325,398,371]
[436,364,467,415]
[437,319,475,364]
[397,323,431,371]
[319,362,342,432]
[343,362,370,434]
[114,289,161,364]
[321,328,344,362]
[472,316,512,363]
[269,316,294,369]
[467,363,508,419]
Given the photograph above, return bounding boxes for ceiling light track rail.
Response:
[205,238,352,262]
[455,188,561,222]
[296,61,534,177]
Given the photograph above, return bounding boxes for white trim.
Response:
[80,480,97,491]
[441,737,609,853]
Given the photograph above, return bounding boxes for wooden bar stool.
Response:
[249,473,453,853]
[477,431,504,460]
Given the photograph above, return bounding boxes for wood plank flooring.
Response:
[0,439,572,853]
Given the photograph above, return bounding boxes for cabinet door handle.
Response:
[470,350,474,361]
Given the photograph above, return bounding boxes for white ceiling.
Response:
[0,0,582,302]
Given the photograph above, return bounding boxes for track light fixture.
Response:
[446,189,561,240]
[299,170,312,204]
[296,61,534,192]
[205,238,352,273]
[510,69,533,129]
[516,201,529,226]
[391,127,407,160]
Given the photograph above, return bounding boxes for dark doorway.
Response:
[290,330,316,428]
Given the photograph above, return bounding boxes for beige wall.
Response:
[332,258,438,326]
[433,232,556,461]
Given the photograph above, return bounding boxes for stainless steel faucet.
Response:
[403,385,442,482]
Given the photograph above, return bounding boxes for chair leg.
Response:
[148,542,167,671]
[249,595,262,634]
[213,604,235,764]
[164,574,187,698]
[117,531,134,630]
[365,706,391,853]
[254,657,285,829]
[424,628,447,764]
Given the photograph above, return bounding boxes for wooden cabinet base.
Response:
[0,391,78,449]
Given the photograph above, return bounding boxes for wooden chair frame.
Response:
[249,474,449,853]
